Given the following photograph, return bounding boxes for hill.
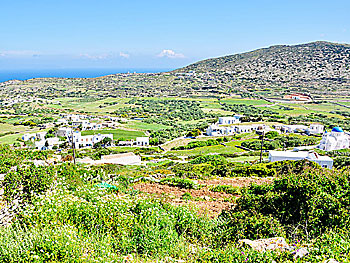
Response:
[176,41,350,97]
[1,41,350,100]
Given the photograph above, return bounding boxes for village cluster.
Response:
[17,113,350,169]
[206,116,350,169]
[21,114,149,150]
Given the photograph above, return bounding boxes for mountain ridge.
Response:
[1,41,350,99]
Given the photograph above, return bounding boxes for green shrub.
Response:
[20,192,213,256]
[160,177,200,189]
[172,163,215,179]
[231,166,350,238]
[213,162,276,177]
[181,192,193,200]
[216,211,285,243]
[209,185,240,195]
[190,155,227,166]
[308,229,350,262]
[265,131,279,139]
[2,164,55,202]
[333,156,350,169]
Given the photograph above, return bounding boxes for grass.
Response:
[0,124,43,145]
[221,98,272,105]
[81,129,145,140]
[124,120,170,131]
[268,102,350,117]
[227,156,260,162]
[0,123,29,133]
[0,133,23,144]
[48,97,131,113]
[162,133,257,152]
[168,140,246,156]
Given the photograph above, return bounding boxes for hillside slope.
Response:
[176,41,350,95]
[1,41,349,99]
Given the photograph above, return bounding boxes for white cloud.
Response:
[157,49,185,59]
[79,53,111,60]
[119,52,130,59]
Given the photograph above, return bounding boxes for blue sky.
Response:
[1,0,349,70]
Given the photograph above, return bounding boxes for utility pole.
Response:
[70,124,76,165]
[259,131,265,163]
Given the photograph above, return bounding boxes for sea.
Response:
[0,68,172,83]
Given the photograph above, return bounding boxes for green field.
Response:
[48,97,131,113]
[221,98,272,105]
[0,123,29,133]
[124,120,170,131]
[227,156,261,162]
[0,123,41,145]
[0,133,23,144]
[168,140,246,156]
[81,129,145,140]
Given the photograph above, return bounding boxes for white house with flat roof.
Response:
[118,137,150,147]
[57,127,73,137]
[307,124,324,135]
[206,124,266,136]
[235,124,264,134]
[78,152,141,166]
[281,125,308,133]
[268,150,333,169]
[135,137,149,146]
[69,131,113,148]
[218,116,241,125]
[206,124,236,136]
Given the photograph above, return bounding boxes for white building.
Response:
[22,133,36,141]
[78,152,142,166]
[46,137,60,149]
[235,124,264,134]
[70,131,114,148]
[206,124,236,136]
[36,132,47,141]
[35,140,46,150]
[307,124,324,135]
[218,116,241,125]
[318,127,350,151]
[57,127,73,137]
[281,125,308,133]
[66,114,82,122]
[56,118,68,126]
[206,124,265,136]
[90,123,103,130]
[72,120,90,130]
[269,151,333,168]
[135,137,149,146]
[118,137,150,147]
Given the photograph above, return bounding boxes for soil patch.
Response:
[132,182,235,217]
[198,177,273,188]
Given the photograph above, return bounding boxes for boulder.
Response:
[239,237,290,252]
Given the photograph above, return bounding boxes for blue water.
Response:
[0,68,172,83]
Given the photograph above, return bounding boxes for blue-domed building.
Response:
[318,127,350,151]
